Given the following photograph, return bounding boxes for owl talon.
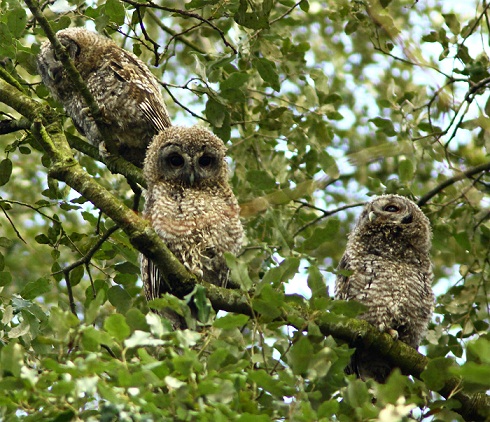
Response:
[387,328,399,341]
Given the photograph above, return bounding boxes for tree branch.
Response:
[121,0,238,55]
[202,282,489,421]
[417,161,490,206]
[0,80,146,186]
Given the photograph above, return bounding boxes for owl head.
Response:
[356,194,432,252]
[37,28,108,88]
[144,126,228,188]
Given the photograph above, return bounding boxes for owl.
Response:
[37,27,171,167]
[140,126,243,328]
[335,194,434,383]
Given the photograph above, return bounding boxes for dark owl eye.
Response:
[167,153,185,168]
[384,204,400,212]
[198,155,214,167]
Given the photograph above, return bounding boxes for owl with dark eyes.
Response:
[335,194,434,383]
[140,125,243,328]
[37,27,171,167]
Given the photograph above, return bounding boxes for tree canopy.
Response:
[0,0,489,420]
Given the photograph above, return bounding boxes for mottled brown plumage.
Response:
[335,194,434,383]
[141,126,243,329]
[37,27,171,167]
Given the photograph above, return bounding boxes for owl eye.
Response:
[167,153,185,168]
[198,154,215,167]
[384,204,400,212]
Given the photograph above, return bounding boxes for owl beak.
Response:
[368,211,377,222]
[188,171,195,186]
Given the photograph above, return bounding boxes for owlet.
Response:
[335,194,434,383]
[140,126,243,328]
[37,27,171,167]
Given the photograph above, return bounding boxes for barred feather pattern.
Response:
[140,126,243,328]
[335,194,434,383]
[37,27,171,167]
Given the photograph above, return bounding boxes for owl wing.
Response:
[108,51,171,131]
[141,254,188,329]
[335,254,352,300]
[201,247,233,288]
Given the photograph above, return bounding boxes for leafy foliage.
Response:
[0,0,489,420]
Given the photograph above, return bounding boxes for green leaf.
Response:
[289,335,314,375]
[0,159,12,186]
[107,286,132,314]
[254,58,280,91]
[451,361,490,389]
[220,72,249,91]
[7,7,26,38]
[246,170,276,191]
[205,98,227,128]
[104,313,131,342]
[191,285,213,324]
[302,219,340,251]
[252,284,284,320]
[214,313,249,329]
[443,13,460,35]
[105,0,126,26]
[0,342,24,377]
[34,234,50,245]
[69,265,84,287]
[307,265,327,299]
[0,271,12,287]
[114,261,140,274]
[398,158,414,183]
[421,357,456,390]
[85,289,106,325]
[125,308,149,332]
[261,257,300,287]
[20,277,50,300]
[234,0,271,29]
[248,369,294,397]
[225,253,253,290]
[368,117,396,136]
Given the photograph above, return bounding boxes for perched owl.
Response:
[37,27,171,167]
[140,126,243,328]
[335,194,434,383]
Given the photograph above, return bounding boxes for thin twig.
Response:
[293,202,365,238]
[0,201,27,243]
[0,117,31,134]
[121,0,237,54]
[417,161,490,206]
[53,225,119,275]
[64,270,77,316]
[162,84,209,123]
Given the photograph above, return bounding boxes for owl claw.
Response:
[387,328,399,341]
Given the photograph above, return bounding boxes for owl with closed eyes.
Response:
[37,27,171,167]
[140,126,243,329]
[335,194,434,383]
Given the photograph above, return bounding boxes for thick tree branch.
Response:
[0,80,145,186]
[203,282,489,421]
[0,117,31,134]
[417,161,490,206]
